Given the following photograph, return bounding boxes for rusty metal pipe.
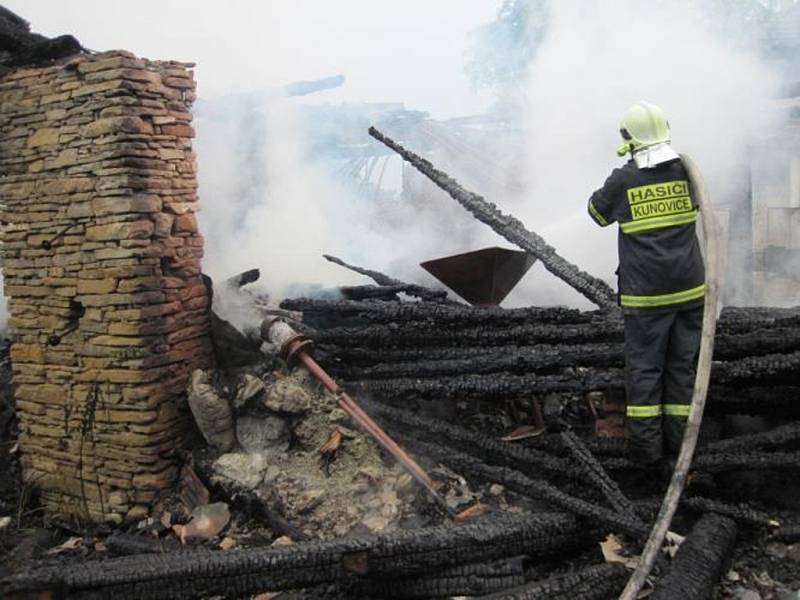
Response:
[262,318,456,518]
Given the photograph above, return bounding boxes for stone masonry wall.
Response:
[0,50,213,523]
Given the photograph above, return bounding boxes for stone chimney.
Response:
[0,50,214,523]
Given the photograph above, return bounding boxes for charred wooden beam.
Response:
[704,421,800,453]
[476,563,629,600]
[329,345,623,380]
[651,513,737,600]
[338,284,411,301]
[323,254,449,302]
[209,311,263,368]
[412,439,650,539]
[2,512,585,600]
[706,386,800,417]
[521,432,629,461]
[316,326,800,370]
[357,375,795,427]
[308,323,800,369]
[364,397,799,490]
[343,353,799,399]
[290,298,798,333]
[714,327,800,359]
[368,127,617,310]
[354,557,526,599]
[692,450,800,473]
[320,337,800,378]
[361,397,569,474]
[711,350,800,385]
[351,371,623,400]
[316,342,619,368]
[560,430,639,519]
[311,320,623,348]
[679,496,779,527]
[716,306,800,334]
[282,297,592,325]
[634,495,777,529]
[601,449,800,477]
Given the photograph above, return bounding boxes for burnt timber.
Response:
[368,127,618,310]
[3,512,587,599]
[283,296,800,417]
[650,513,738,600]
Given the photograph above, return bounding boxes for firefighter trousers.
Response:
[623,304,704,465]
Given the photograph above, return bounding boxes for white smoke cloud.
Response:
[196,0,787,316]
[196,94,499,309]
[2,0,788,326]
[501,0,784,309]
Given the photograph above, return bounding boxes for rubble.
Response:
[193,367,421,540]
[188,370,236,451]
[283,297,800,423]
[0,12,797,597]
[2,512,588,599]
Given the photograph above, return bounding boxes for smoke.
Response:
[197,1,790,317]
[502,0,785,308]
[0,1,792,335]
[194,106,511,316]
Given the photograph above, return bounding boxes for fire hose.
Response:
[619,154,721,599]
[260,317,458,519]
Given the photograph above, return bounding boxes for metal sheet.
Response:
[420,246,536,306]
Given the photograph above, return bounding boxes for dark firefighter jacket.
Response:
[587,158,705,310]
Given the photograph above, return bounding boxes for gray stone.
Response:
[187,370,235,451]
[264,379,313,414]
[233,374,266,410]
[236,415,290,455]
[263,464,282,484]
[489,484,505,496]
[212,453,268,489]
[181,502,230,541]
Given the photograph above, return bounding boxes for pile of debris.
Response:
[283,296,800,422]
[187,366,422,540]
[2,124,799,600]
[3,281,799,598]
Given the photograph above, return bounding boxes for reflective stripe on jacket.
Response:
[587,158,705,310]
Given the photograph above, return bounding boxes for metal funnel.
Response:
[420,247,536,306]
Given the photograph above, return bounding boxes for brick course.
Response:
[0,50,213,524]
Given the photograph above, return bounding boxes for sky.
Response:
[7,0,500,119]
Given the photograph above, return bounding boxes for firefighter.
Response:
[587,102,705,466]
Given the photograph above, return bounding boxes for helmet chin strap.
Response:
[617,142,634,157]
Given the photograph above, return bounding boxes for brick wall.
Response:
[0,50,213,523]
